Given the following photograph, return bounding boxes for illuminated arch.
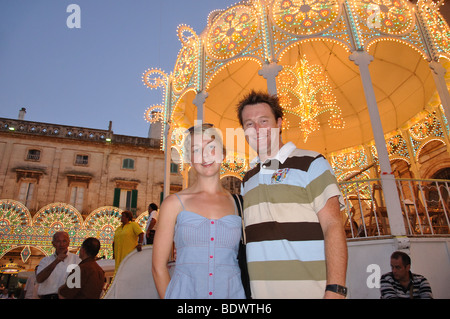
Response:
[0,199,32,226]
[32,202,83,230]
[270,0,342,36]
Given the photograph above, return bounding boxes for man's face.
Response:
[52,232,69,255]
[391,257,410,281]
[241,102,282,160]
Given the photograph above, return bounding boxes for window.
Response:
[113,188,138,214]
[18,182,35,207]
[26,149,41,161]
[70,186,85,212]
[75,154,89,165]
[170,162,179,174]
[122,158,135,169]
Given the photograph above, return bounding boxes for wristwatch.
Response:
[325,284,347,297]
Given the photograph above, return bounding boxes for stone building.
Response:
[0,115,183,217]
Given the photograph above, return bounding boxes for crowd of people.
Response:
[1,91,433,299]
[0,203,159,299]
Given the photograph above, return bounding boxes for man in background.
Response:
[36,231,81,299]
[380,251,432,299]
[144,203,158,245]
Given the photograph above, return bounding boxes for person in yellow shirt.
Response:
[113,210,144,272]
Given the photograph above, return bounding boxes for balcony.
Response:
[340,178,450,239]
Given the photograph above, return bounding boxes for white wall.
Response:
[347,237,450,299]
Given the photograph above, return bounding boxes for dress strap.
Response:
[174,193,185,210]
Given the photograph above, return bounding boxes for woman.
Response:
[152,124,245,299]
[113,210,144,272]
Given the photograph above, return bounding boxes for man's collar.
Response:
[274,142,296,163]
[250,142,296,167]
[79,256,95,264]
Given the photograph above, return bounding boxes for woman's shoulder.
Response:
[161,193,181,205]
[163,189,196,204]
[160,193,185,215]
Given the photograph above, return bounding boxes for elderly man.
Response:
[36,231,81,299]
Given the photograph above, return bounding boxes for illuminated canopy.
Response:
[142,0,450,181]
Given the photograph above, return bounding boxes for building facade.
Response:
[0,117,182,217]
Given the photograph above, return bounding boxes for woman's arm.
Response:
[152,194,179,299]
[136,232,144,251]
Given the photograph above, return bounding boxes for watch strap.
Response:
[325,284,347,297]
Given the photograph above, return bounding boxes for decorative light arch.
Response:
[140,0,450,190]
[0,202,152,260]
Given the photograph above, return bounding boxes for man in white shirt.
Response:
[143,203,158,245]
[36,231,81,299]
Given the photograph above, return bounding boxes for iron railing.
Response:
[339,178,450,239]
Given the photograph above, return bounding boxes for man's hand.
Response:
[55,251,68,263]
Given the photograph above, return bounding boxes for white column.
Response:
[163,123,172,199]
[258,62,282,95]
[193,90,208,122]
[349,51,406,236]
[429,60,450,122]
[400,128,421,178]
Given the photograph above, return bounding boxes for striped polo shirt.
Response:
[241,142,344,299]
[380,272,433,299]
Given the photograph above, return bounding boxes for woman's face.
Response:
[121,214,130,224]
[190,134,223,176]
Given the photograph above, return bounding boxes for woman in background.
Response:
[113,210,144,273]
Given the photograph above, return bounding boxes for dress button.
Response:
[211,221,214,224]
[209,292,213,296]
[210,255,213,259]
[209,273,213,276]
[211,237,214,241]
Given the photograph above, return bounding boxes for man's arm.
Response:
[380,273,397,299]
[146,218,156,237]
[317,196,348,299]
[137,232,144,251]
[36,253,67,283]
[418,276,433,299]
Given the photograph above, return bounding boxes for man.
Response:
[143,203,158,245]
[23,265,39,299]
[380,251,432,299]
[236,90,348,299]
[36,231,81,299]
[58,237,105,299]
